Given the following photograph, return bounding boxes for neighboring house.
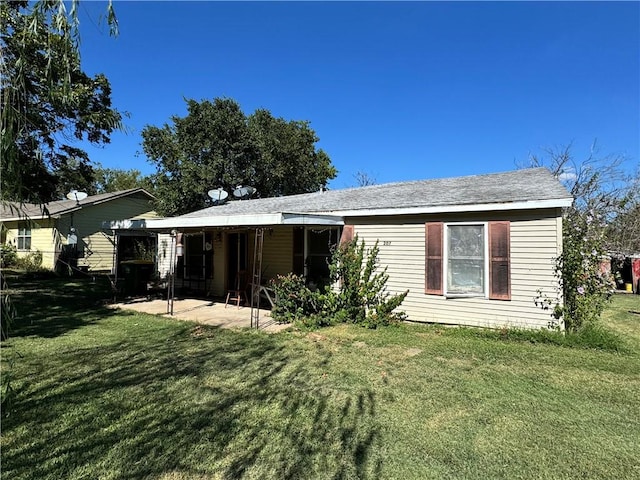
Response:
[107,168,573,329]
[1,189,157,273]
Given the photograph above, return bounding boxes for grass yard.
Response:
[2,275,639,479]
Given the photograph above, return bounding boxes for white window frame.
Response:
[17,223,31,251]
[443,222,489,298]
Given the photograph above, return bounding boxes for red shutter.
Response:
[340,225,354,245]
[489,221,511,300]
[425,222,443,295]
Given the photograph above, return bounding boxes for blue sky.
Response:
[77,1,639,189]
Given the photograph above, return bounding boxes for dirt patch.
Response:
[353,341,367,348]
[190,326,207,337]
[405,348,422,357]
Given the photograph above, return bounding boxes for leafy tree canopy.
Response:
[141,97,337,216]
[93,165,153,194]
[0,0,122,204]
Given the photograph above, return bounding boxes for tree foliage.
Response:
[528,143,635,331]
[0,0,122,203]
[0,0,118,417]
[141,98,337,216]
[93,166,153,194]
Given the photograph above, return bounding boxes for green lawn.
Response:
[2,275,639,479]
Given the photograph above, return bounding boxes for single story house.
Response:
[106,168,573,329]
[1,188,157,272]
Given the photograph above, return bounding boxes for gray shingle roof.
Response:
[0,189,154,221]
[180,168,572,219]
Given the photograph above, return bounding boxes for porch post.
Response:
[167,230,178,315]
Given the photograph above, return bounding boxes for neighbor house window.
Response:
[425,221,510,300]
[17,223,31,250]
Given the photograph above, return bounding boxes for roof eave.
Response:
[104,212,344,231]
[317,197,574,217]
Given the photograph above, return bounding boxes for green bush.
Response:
[271,237,408,329]
[329,237,408,328]
[270,273,326,324]
[0,243,18,267]
[16,250,45,272]
[535,206,615,332]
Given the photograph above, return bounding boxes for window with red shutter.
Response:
[425,222,443,294]
[489,221,511,300]
[425,221,511,300]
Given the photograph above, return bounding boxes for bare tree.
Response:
[526,141,634,219]
[353,170,377,187]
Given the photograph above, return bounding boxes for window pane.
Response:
[448,259,484,293]
[18,238,24,250]
[25,238,31,250]
[448,225,483,259]
[447,225,484,294]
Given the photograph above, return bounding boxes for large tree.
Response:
[93,165,154,194]
[0,0,122,204]
[141,98,336,216]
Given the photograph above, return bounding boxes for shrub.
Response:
[16,250,45,272]
[536,207,615,332]
[271,237,408,329]
[329,237,408,328]
[270,273,326,324]
[0,244,18,267]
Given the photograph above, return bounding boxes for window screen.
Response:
[447,225,484,295]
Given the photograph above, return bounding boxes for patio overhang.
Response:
[103,212,344,231]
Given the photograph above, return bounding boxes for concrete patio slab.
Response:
[109,297,289,333]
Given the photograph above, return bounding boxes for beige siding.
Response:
[210,232,226,296]
[3,219,59,269]
[64,196,156,271]
[351,209,563,330]
[157,227,294,298]
[2,195,155,272]
[259,227,294,281]
[156,233,173,278]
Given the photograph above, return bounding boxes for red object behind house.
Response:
[632,257,640,294]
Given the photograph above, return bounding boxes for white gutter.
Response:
[315,198,574,218]
[103,212,344,230]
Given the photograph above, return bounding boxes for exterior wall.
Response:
[350,208,563,330]
[59,196,157,272]
[2,218,58,269]
[156,233,173,277]
[249,226,294,282]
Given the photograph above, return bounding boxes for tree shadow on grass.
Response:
[3,323,383,479]
[6,275,121,339]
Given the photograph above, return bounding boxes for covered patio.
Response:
[105,206,345,330]
[109,296,290,333]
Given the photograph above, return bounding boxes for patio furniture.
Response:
[225,270,248,308]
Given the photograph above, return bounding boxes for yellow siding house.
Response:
[1,189,157,273]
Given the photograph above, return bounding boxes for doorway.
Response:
[227,232,248,290]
